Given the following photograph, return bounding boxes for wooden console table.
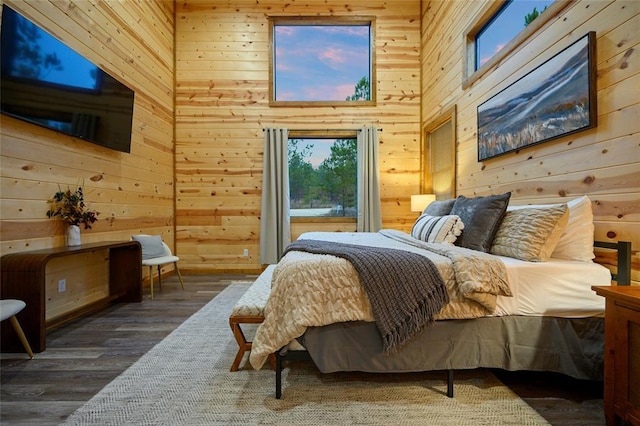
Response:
[593,285,640,426]
[1,241,142,353]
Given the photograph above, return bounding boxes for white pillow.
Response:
[411,214,464,244]
[508,195,594,262]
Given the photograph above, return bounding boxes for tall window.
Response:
[269,16,376,106]
[289,137,357,218]
[422,106,456,200]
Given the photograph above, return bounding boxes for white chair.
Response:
[0,299,34,359]
[131,235,185,299]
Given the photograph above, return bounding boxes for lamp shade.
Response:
[410,194,436,213]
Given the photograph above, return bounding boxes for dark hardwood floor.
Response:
[1,274,605,425]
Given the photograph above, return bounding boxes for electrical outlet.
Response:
[58,279,66,292]
[243,248,249,257]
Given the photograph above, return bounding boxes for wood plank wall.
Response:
[175,1,422,273]
[421,0,640,283]
[2,0,636,282]
[0,0,176,288]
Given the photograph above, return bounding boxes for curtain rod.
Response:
[262,128,383,132]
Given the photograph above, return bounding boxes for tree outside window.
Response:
[289,137,357,218]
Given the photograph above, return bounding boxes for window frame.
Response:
[268,16,377,107]
[288,129,358,223]
[462,0,571,89]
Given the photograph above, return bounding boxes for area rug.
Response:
[62,283,550,425]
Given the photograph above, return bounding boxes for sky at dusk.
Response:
[477,0,555,67]
[274,24,370,101]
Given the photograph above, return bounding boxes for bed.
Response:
[249,194,632,398]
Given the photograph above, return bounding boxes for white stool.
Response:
[0,299,34,359]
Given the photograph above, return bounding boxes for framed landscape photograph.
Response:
[477,31,596,161]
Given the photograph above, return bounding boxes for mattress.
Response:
[494,255,611,317]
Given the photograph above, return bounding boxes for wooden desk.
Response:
[592,285,640,426]
[1,241,142,353]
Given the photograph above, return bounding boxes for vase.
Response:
[66,225,81,246]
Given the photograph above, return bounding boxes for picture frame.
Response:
[477,31,597,162]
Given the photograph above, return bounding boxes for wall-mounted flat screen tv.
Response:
[1,5,135,153]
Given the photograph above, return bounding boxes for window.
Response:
[269,16,376,106]
[475,0,554,70]
[463,0,570,88]
[422,106,456,200]
[288,134,357,218]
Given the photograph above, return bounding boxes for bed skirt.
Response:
[300,316,604,381]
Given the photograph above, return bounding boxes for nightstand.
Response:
[593,285,640,426]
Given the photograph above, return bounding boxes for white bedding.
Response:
[495,255,611,317]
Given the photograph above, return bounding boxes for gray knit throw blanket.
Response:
[284,239,449,354]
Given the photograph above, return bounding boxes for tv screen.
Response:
[0,5,135,153]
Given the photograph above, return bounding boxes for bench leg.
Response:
[268,353,276,370]
[230,319,249,372]
[229,315,267,371]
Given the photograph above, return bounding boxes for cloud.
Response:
[317,25,369,38]
[318,47,347,69]
[275,26,296,37]
[480,43,506,66]
[298,83,356,101]
[333,83,357,100]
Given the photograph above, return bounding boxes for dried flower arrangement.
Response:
[46,186,99,229]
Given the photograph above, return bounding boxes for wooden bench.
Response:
[229,265,275,371]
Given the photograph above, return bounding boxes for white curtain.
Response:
[259,128,291,264]
[357,126,382,232]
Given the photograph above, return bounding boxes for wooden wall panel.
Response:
[0,0,176,286]
[4,0,635,280]
[421,0,640,283]
[175,0,422,273]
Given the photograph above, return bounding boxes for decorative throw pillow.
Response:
[423,199,456,216]
[132,235,166,259]
[411,214,464,244]
[506,196,595,262]
[449,192,511,252]
[491,204,569,261]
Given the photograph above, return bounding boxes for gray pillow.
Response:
[132,235,166,259]
[450,192,511,252]
[423,199,456,216]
